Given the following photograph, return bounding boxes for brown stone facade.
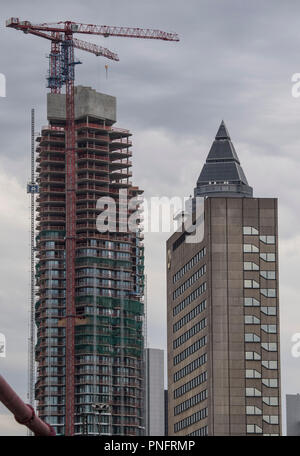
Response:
[167,197,281,436]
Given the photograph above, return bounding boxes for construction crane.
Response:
[6,17,179,436]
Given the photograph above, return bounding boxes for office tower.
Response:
[167,121,281,436]
[145,348,165,435]
[35,86,145,436]
[286,394,300,435]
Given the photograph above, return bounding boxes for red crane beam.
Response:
[6,18,180,41]
[73,38,119,60]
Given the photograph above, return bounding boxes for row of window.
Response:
[188,425,208,436]
[246,347,278,360]
[173,335,207,366]
[244,269,276,280]
[244,283,277,297]
[243,227,276,245]
[246,366,278,379]
[173,264,206,300]
[173,282,207,316]
[246,409,279,423]
[76,288,129,297]
[174,389,208,416]
[244,302,277,317]
[77,249,131,260]
[245,326,277,340]
[76,278,131,287]
[244,298,277,314]
[246,395,278,405]
[173,300,206,333]
[174,371,207,399]
[172,247,206,283]
[173,317,207,349]
[245,317,277,330]
[174,353,207,383]
[174,407,208,433]
[76,268,131,279]
[244,246,276,262]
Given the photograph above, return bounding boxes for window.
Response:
[260,253,275,262]
[263,397,279,406]
[189,426,208,437]
[174,371,207,399]
[173,317,207,349]
[245,333,260,342]
[263,415,279,424]
[260,235,275,244]
[244,244,259,253]
[243,227,259,235]
[246,369,261,378]
[174,353,207,382]
[244,261,259,271]
[173,300,206,333]
[261,289,276,297]
[262,378,278,388]
[246,406,262,415]
[173,247,206,283]
[244,280,259,289]
[245,315,260,324]
[173,264,206,300]
[245,351,261,360]
[173,335,207,366]
[261,342,277,352]
[261,306,276,316]
[247,424,262,434]
[261,324,277,334]
[174,407,208,432]
[174,389,208,416]
[260,271,276,280]
[244,297,260,307]
[173,282,207,316]
[262,360,278,369]
[246,387,261,397]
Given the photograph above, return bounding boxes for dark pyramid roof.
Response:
[215,120,231,140]
[194,121,253,198]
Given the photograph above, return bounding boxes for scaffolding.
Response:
[27,108,38,425]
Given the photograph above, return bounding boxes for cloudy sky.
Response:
[1,0,300,435]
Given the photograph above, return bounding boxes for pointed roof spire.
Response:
[194,121,253,198]
[215,120,231,140]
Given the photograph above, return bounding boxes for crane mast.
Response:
[7,16,179,436]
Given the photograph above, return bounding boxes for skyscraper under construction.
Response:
[35,86,145,436]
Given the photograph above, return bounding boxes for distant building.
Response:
[286,394,300,435]
[167,121,281,436]
[145,348,164,435]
